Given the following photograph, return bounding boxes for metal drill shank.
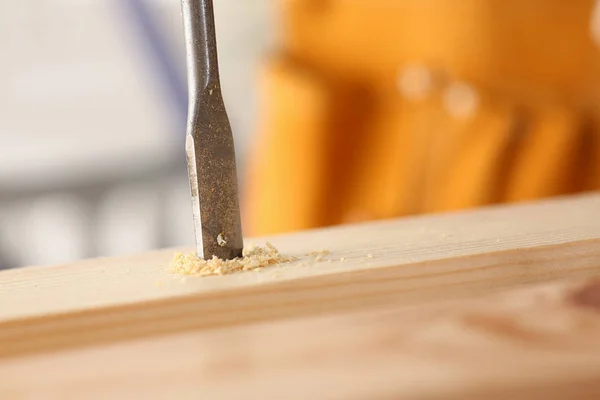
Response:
[181,0,243,260]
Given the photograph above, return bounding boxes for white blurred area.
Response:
[0,0,276,269]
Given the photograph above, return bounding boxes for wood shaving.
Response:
[168,242,295,277]
[309,249,330,263]
[309,249,330,256]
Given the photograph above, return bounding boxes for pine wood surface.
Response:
[1,194,600,359]
[2,276,600,399]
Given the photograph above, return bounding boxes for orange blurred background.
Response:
[243,0,600,236]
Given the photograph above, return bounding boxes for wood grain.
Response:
[2,276,600,399]
[2,194,600,358]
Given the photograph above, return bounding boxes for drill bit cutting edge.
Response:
[181,0,243,260]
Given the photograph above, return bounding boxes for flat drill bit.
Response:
[181,0,243,260]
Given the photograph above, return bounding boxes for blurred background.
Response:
[0,0,274,269]
[3,0,600,270]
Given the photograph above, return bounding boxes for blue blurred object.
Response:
[121,0,188,135]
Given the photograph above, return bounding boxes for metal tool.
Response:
[181,0,243,260]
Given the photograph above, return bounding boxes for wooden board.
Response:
[2,275,600,399]
[1,194,600,360]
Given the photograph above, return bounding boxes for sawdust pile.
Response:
[168,242,296,277]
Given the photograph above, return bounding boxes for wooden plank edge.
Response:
[2,237,600,359]
[2,276,600,399]
[4,193,600,323]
